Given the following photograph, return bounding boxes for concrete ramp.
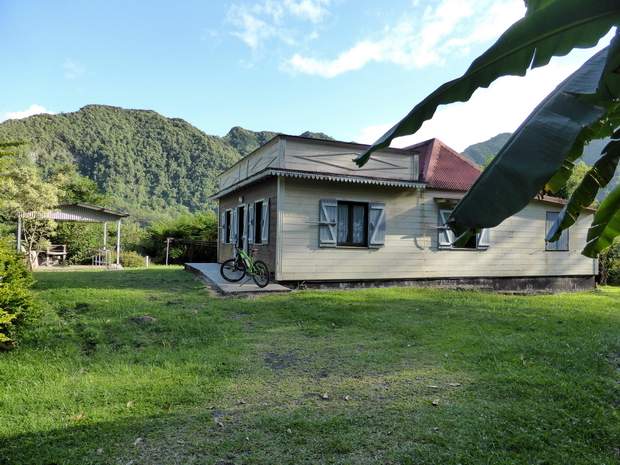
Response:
[185,263,292,295]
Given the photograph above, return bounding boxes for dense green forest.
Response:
[0,105,334,224]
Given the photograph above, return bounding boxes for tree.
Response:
[355,0,620,257]
[0,140,41,348]
[1,166,62,269]
[56,164,109,205]
[556,161,591,200]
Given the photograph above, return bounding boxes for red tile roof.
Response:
[405,138,482,191]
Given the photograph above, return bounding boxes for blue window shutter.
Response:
[221,210,227,244]
[319,199,337,247]
[261,199,270,245]
[248,202,255,245]
[438,210,454,249]
[546,212,569,251]
[555,229,569,250]
[368,202,386,248]
[477,228,490,249]
[231,208,239,244]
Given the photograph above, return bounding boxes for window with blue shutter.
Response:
[438,209,490,250]
[260,198,270,245]
[221,210,229,244]
[249,198,270,245]
[319,199,386,248]
[248,202,255,245]
[368,202,386,248]
[319,199,338,247]
[546,212,568,251]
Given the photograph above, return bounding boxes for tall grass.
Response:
[1,267,620,464]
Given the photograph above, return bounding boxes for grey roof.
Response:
[40,202,130,222]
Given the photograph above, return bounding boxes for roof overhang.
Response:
[208,169,426,201]
[34,202,131,222]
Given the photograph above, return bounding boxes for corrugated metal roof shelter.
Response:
[17,202,130,267]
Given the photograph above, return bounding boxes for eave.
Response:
[208,168,426,201]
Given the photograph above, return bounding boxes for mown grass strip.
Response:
[1,267,619,464]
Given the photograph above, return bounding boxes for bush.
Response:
[119,251,145,268]
[0,240,40,349]
[139,211,218,264]
[599,240,620,286]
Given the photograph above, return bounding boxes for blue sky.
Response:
[1,0,613,152]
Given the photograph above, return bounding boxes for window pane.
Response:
[352,204,366,243]
[546,212,568,251]
[338,204,349,243]
[254,202,263,244]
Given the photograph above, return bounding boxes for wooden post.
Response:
[16,214,22,252]
[116,221,121,267]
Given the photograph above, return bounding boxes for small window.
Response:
[546,212,568,251]
[438,209,490,250]
[248,198,270,245]
[319,199,386,248]
[221,209,233,244]
[337,202,368,246]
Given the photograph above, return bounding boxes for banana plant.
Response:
[354,0,620,257]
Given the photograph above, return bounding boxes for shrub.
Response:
[119,251,145,268]
[0,240,40,349]
[139,211,218,264]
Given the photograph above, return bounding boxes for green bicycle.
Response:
[220,244,270,288]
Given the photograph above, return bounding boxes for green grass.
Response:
[2,267,620,464]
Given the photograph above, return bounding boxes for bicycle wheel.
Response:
[252,260,270,288]
[220,258,245,282]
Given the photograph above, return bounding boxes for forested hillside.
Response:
[0,105,332,223]
[461,133,512,166]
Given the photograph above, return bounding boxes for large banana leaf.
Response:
[354,0,620,167]
[448,33,620,248]
[584,182,620,257]
[580,131,620,258]
[546,129,620,244]
[446,48,609,235]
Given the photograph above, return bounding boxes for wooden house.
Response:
[209,135,598,292]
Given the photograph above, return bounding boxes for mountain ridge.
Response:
[0,105,334,223]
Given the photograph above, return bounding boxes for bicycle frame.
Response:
[234,246,259,275]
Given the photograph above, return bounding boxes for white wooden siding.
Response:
[283,139,418,181]
[219,137,419,190]
[278,178,596,281]
[220,139,281,189]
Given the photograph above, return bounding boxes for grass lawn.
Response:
[2,266,620,464]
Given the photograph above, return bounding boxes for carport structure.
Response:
[17,202,131,267]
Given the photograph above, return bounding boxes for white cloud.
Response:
[355,57,590,153]
[228,4,278,49]
[285,0,330,23]
[63,59,87,80]
[284,0,525,76]
[0,105,55,123]
[227,0,331,49]
[288,41,383,77]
